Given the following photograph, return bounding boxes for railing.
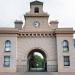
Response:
[30,68,44,72]
[17,65,58,72]
[48,65,58,72]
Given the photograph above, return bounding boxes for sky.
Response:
[0,0,75,31]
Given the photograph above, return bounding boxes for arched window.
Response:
[63,40,69,52]
[5,40,11,52]
[34,7,39,13]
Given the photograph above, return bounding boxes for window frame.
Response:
[63,40,69,52]
[74,39,75,48]
[4,56,10,67]
[63,56,70,66]
[34,7,39,13]
[4,40,11,52]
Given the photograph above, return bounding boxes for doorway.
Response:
[27,49,47,72]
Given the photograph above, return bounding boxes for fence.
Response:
[17,65,58,72]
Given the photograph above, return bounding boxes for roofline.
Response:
[55,28,74,34]
[14,20,23,24]
[0,28,18,34]
[0,28,74,34]
[24,13,49,17]
[30,1,43,6]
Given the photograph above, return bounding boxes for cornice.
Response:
[0,28,74,37]
[0,28,18,34]
[24,13,49,17]
[17,31,56,38]
[55,28,74,34]
[30,1,43,6]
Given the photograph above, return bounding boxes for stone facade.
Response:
[0,1,75,72]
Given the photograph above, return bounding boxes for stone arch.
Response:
[27,48,47,72]
[27,47,47,57]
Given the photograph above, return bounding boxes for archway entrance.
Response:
[27,49,47,72]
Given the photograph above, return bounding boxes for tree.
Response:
[30,54,44,68]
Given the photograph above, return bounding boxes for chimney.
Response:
[50,20,59,29]
[14,20,23,30]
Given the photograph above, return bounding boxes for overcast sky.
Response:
[0,0,75,31]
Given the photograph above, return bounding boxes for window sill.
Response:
[4,51,11,52]
[3,64,10,67]
[64,66,70,68]
[63,51,69,53]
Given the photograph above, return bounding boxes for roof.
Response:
[30,1,43,6]
[50,20,59,24]
[14,20,23,24]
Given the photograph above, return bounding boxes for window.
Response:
[63,40,69,52]
[5,40,11,52]
[64,56,70,66]
[74,39,75,48]
[34,7,39,13]
[4,56,10,67]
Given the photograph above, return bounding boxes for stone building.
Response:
[0,1,75,72]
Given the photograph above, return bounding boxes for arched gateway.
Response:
[27,49,47,72]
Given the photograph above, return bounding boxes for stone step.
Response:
[0,72,75,75]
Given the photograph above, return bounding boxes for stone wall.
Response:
[17,37,58,72]
[56,34,75,72]
[0,34,17,72]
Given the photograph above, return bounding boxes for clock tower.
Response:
[23,1,50,32]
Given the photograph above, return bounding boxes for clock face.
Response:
[33,21,40,27]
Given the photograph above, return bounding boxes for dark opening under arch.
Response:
[34,7,39,13]
[27,49,47,72]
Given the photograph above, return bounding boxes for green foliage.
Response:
[30,54,44,68]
